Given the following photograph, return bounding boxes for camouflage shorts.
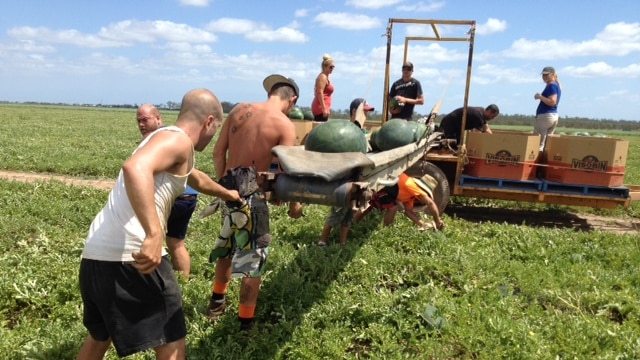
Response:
[209,191,271,278]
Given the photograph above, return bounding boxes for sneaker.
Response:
[317,241,327,247]
[206,298,226,320]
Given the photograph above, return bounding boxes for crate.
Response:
[543,135,628,187]
[464,131,541,181]
[291,120,322,146]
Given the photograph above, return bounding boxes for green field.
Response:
[1,104,640,359]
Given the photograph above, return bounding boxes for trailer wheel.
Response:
[405,160,450,214]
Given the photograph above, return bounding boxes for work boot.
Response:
[206,298,226,320]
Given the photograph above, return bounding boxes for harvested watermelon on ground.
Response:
[375,118,415,151]
[304,120,368,153]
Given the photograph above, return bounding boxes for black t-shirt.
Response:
[439,106,486,143]
[389,78,423,120]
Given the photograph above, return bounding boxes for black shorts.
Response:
[79,256,186,357]
[166,195,198,239]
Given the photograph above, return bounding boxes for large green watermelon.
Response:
[376,118,415,151]
[304,120,368,153]
[289,106,304,120]
[405,121,428,142]
[369,129,382,152]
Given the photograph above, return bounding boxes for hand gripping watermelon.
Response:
[304,120,368,153]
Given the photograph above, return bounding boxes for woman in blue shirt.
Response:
[534,66,562,151]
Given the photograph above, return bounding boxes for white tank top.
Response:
[82,126,193,262]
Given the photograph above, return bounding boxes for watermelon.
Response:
[375,118,415,151]
[303,110,314,120]
[304,120,368,153]
[289,106,304,120]
[369,129,382,152]
[407,121,428,142]
[389,97,400,110]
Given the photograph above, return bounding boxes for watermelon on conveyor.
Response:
[375,118,415,151]
[304,120,368,153]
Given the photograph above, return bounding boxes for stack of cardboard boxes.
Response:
[463,131,629,188]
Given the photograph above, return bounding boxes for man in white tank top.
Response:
[77,89,240,359]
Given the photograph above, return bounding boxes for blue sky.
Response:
[1,0,639,121]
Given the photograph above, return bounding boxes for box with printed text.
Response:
[464,130,541,181]
[543,135,628,187]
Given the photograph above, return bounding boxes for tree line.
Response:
[3,100,639,131]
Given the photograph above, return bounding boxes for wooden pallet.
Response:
[459,175,630,199]
[459,175,543,192]
[541,180,630,199]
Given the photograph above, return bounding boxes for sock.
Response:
[239,304,256,319]
[212,280,228,297]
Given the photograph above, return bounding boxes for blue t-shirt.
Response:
[536,82,561,115]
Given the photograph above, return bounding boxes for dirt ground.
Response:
[1,170,638,235]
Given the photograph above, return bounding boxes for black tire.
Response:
[405,160,450,214]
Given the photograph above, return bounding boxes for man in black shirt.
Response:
[438,104,499,146]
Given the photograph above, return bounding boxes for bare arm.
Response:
[534,93,558,106]
[124,131,189,273]
[188,168,240,202]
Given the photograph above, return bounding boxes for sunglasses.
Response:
[329,65,335,69]
[402,67,412,71]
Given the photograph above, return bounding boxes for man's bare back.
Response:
[213,99,297,179]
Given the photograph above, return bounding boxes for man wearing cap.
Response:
[207,74,304,331]
[387,173,445,231]
[349,98,375,128]
[355,173,444,231]
[388,61,424,121]
[439,104,500,146]
[534,66,562,151]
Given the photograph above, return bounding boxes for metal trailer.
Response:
[369,18,640,210]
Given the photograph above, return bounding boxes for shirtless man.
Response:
[78,89,240,359]
[206,75,304,331]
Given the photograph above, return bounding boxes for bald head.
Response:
[136,103,163,138]
[177,89,223,126]
[176,89,224,152]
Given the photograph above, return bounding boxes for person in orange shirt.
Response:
[355,173,445,231]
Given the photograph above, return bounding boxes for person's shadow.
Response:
[444,204,594,231]
[192,204,383,359]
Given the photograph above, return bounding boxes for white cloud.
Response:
[346,0,403,10]
[397,1,445,12]
[564,62,640,78]
[206,18,308,43]
[8,21,217,49]
[313,12,382,30]
[476,18,507,36]
[295,9,310,18]
[99,20,217,44]
[505,22,640,60]
[179,0,212,7]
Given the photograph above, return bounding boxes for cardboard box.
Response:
[464,130,541,180]
[543,135,628,187]
[291,120,322,145]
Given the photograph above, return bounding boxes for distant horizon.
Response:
[3,100,638,123]
[1,1,639,122]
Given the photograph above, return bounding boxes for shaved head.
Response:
[178,89,223,126]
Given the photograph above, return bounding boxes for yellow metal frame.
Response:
[379,18,637,209]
